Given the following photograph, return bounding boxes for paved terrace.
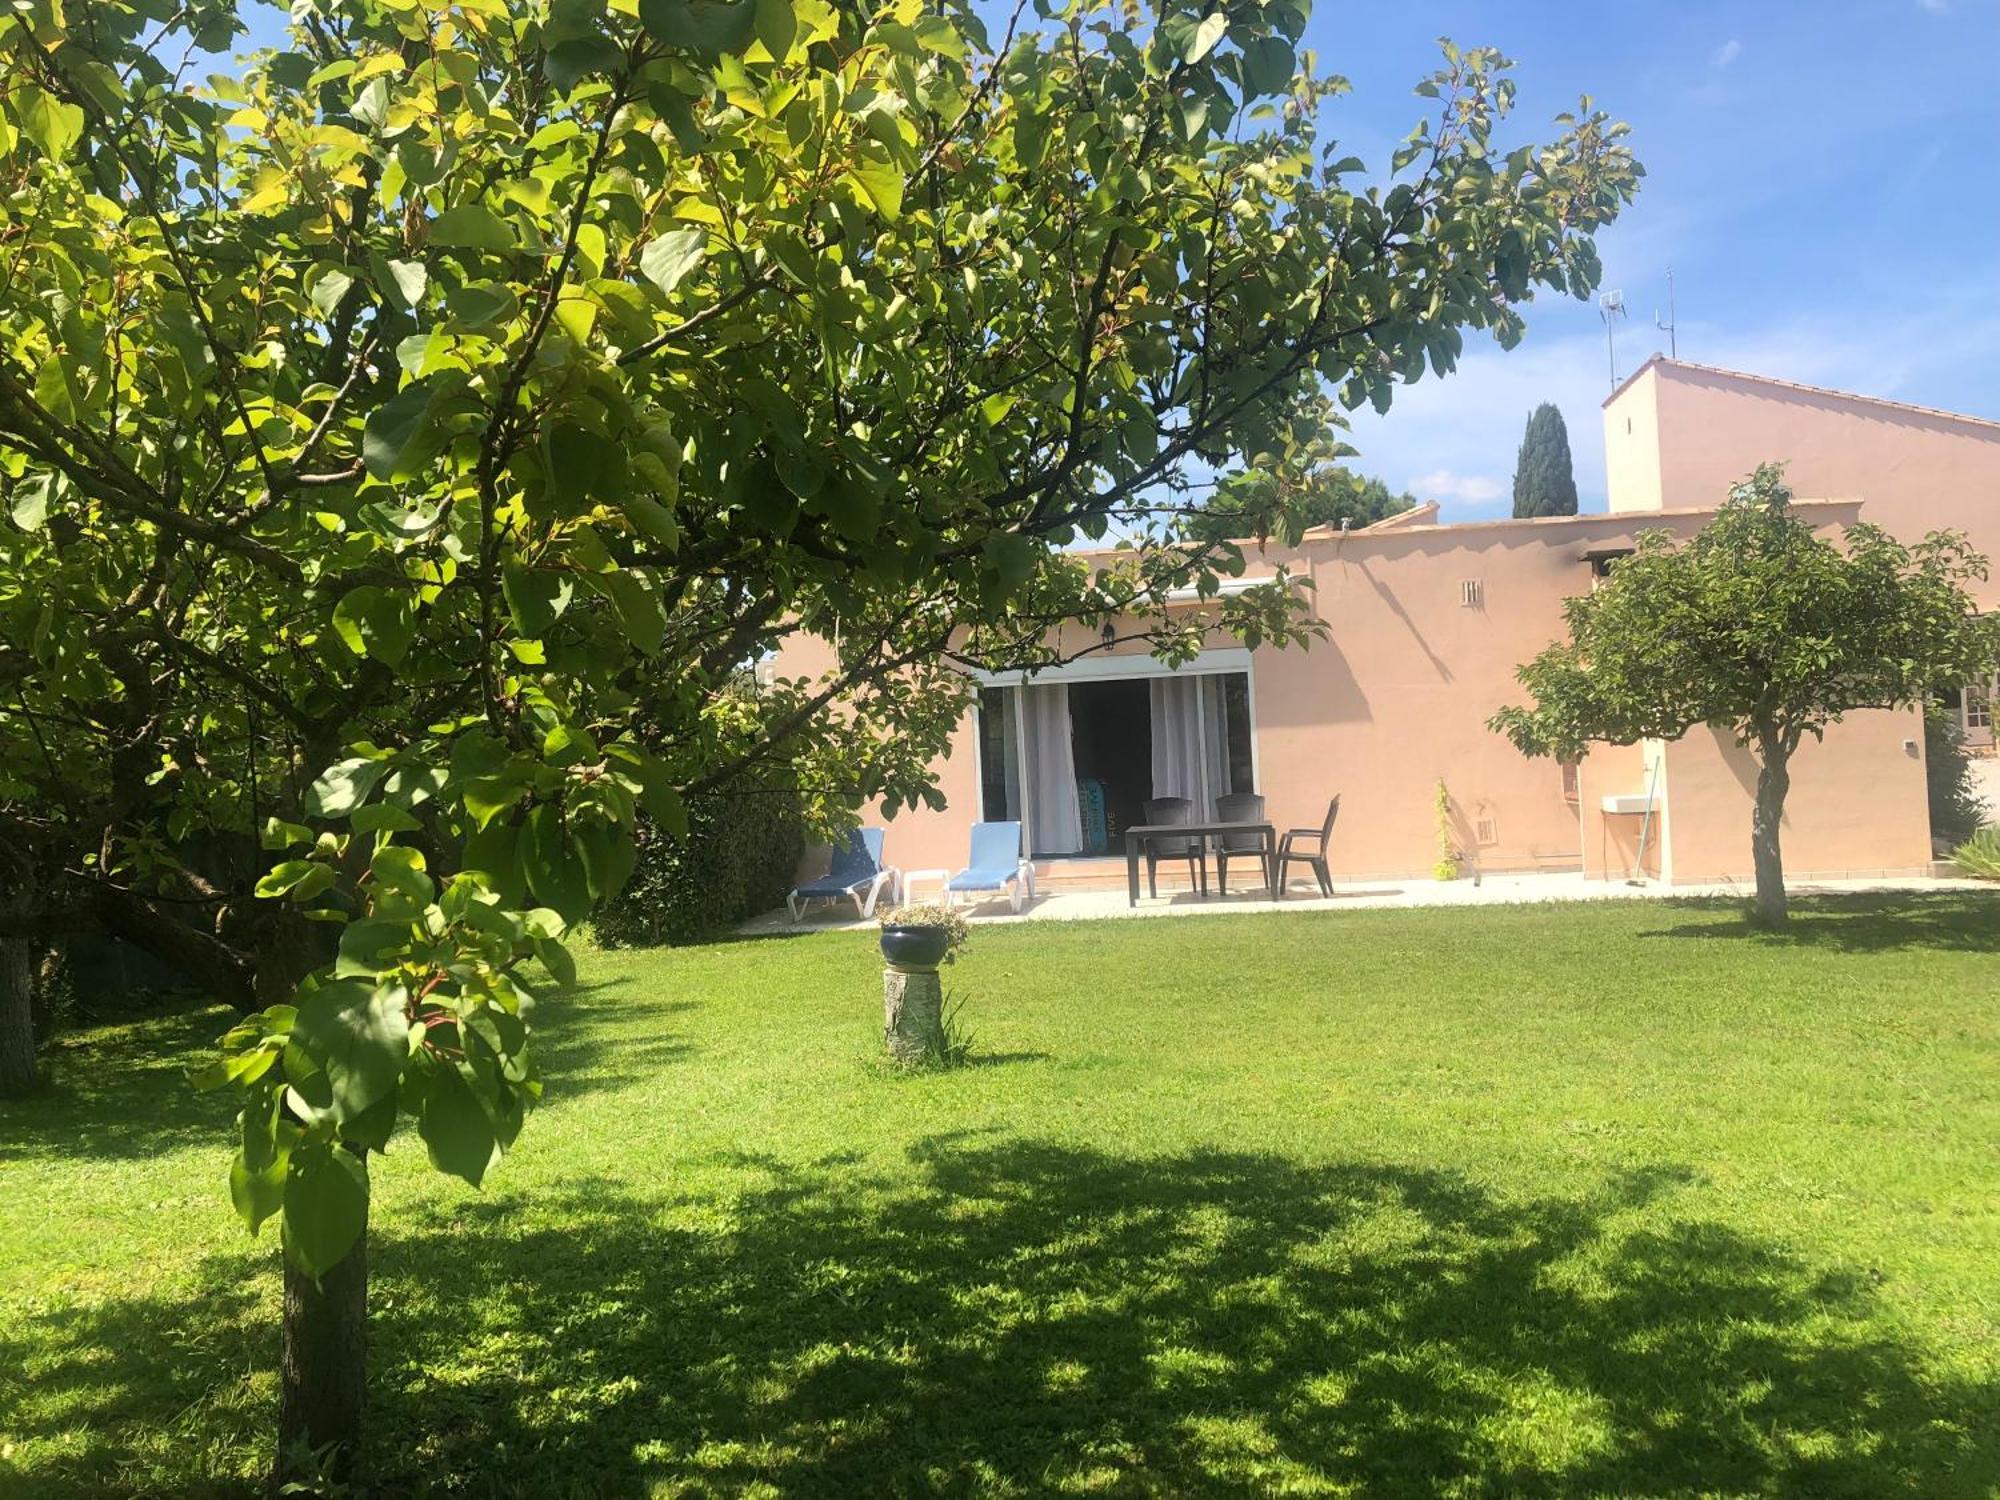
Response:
[745,871,1991,934]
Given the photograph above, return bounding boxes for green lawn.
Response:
[4,894,2000,1497]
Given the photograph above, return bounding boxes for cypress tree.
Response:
[1511,402,1580,517]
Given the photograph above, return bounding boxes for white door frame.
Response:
[970,651,1261,858]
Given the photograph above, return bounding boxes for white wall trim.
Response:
[969,646,1254,688]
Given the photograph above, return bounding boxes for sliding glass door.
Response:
[978,667,1255,858]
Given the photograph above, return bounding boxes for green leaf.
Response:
[256,860,323,899]
[624,494,680,548]
[292,978,411,1125]
[595,569,668,655]
[418,1062,499,1186]
[639,0,757,57]
[9,472,53,532]
[377,256,428,309]
[446,280,520,331]
[1185,11,1227,64]
[461,820,527,908]
[333,585,418,667]
[849,153,904,221]
[230,1146,289,1235]
[17,87,83,157]
[283,1142,369,1276]
[262,817,314,850]
[531,931,577,987]
[808,478,880,542]
[545,34,624,92]
[370,844,434,906]
[752,0,796,60]
[1239,36,1294,96]
[309,268,353,320]
[502,560,574,637]
[463,773,527,831]
[351,76,390,131]
[306,756,387,819]
[523,803,593,924]
[574,820,637,904]
[231,1093,291,1233]
[626,747,688,835]
[335,916,413,977]
[541,423,628,514]
[362,380,437,482]
[351,804,422,836]
[430,203,516,252]
[638,228,708,296]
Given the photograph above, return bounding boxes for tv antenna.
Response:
[1654,267,1678,359]
[1599,290,1627,388]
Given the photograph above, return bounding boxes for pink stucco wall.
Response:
[1606,358,2000,613]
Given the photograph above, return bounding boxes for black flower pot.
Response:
[879,925,951,972]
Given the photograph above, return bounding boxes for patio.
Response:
[744,869,1991,933]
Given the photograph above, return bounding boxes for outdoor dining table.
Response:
[1122,819,1280,907]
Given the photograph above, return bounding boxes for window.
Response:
[1969,683,1993,732]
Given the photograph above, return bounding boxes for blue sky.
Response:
[1320,0,2000,515]
[232,1,2000,516]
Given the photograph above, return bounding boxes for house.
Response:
[771,357,2000,891]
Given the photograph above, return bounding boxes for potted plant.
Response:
[877,902,969,972]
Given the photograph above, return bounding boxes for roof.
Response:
[1603,355,2000,434]
[1289,496,1859,548]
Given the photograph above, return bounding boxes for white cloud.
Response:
[1917,0,1949,12]
[1711,38,1742,67]
[1412,469,1505,504]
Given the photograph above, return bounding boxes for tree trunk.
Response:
[276,1153,369,1493]
[0,937,37,1096]
[1751,739,1792,928]
[883,966,944,1065]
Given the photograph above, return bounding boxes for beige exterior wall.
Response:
[1607,359,2000,602]
[774,359,2000,893]
[1602,362,1666,515]
[1655,713,1932,882]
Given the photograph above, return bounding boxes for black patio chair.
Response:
[1141,797,1206,898]
[1212,792,1269,895]
[1278,795,1341,896]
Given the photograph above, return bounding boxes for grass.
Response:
[3,892,2000,1497]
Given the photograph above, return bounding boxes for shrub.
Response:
[592,788,806,948]
[1953,828,2000,880]
[877,902,970,960]
[1926,702,1988,848]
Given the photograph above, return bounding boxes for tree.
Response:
[0,0,1637,1480]
[1190,460,1416,542]
[1510,400,1577,517]
[1925,701,1988,848]
[1491,467,2000,926]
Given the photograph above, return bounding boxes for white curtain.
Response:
[1150,677,1207,809]
[1021,683,1082,854]
[1202,675,1232,801]
[998,690,1022,821]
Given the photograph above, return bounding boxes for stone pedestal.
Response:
[883,966,943,1065]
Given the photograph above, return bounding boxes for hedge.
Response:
[592,787,807,948]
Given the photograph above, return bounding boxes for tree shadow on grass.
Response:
[0,976,701,1166]
[8,1139,1996,1498]
[0,1003,241,1164]
[1639,890,2000,955]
